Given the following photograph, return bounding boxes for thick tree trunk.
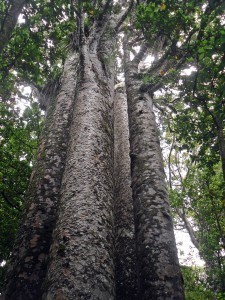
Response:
[4,52,79,300]
[124,44,184,299]
[4,3,186,297]
[43,37,116,299]
[0,0,26,54]
[114,86,137,299]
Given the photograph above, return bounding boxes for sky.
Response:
[175,230,204,266]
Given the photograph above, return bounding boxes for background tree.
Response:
[0,0,26,53]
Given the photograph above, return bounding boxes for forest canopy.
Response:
[1,0,225,299]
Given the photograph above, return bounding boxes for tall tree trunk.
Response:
[114,85,137,299]
[123,42,184,299]
[4,52,79,300]
[43,33,116,299]
[0,0,26,54]
[4,3,186,297]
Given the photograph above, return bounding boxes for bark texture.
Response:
[4,3,186,297]
[124,43,184,299]
[4,52,79,300]
[114,86,137,300]
[0,0,26,54]
[43,33,116,299]
[217,123,225,182]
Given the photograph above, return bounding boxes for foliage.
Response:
[0,96,43,290]
[136,0,203,40]
[168,2,225,174]
[0,0,76,99]
[181,266,216,300]
[165,131,225,291]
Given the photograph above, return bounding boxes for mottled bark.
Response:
[124,42,184,299]
[4,52,79,300]
[4,2,186,297]
[43,35,116,299]
[0,0,26,54]
[114,86,137,299]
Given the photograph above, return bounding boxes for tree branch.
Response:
[132,42,148,65]
[88,0,113,51]
[114,0,134,32]
[97,0,112,21]
[0,0,26,54]
[178,209,200,249]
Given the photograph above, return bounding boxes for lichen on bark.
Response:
[123,39,185,299]
[114,86,137,299]
[5,52,79,300]
[43,26,116,299]
[4,3,185,299]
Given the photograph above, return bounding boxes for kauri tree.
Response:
[1,1,184,299]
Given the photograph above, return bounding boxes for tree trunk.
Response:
[0,0,26,54]
[217,124,225,182]
[114,85,137,299]
[43,33,116,299]
[4,3,186,298]
[123,42,184,299]
[5,52,79,300]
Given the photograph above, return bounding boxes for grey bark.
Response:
[178,209,200,249]
[4,52,79,300]
[123,41,185,299]
[217,124,225,182]
[4,3,186,298]
[43,32,116,299]
[114,86,137,299]
[0,0,26,54]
